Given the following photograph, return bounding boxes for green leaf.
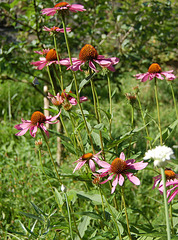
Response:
[30,202,47,218]
[54,188,64,208]
[77,191,102,204]
[10,0,21,8]
[153,119,178,144]
[93,123,104,130]
[0,2,10,10]
[65,79,74,92]
[77,211,103,220]
[79,72,96,92]
[19,212,43,221]
[61,140,76,154]
[77,216,91,239]
[91,131,101,147]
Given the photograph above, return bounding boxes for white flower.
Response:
[143,145,175,167]
[61,184,66,192]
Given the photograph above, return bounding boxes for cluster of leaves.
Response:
[0,0,178,239]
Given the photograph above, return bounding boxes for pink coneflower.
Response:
[30,49,63,70]
[73,151,103,173]
[60,44,119,72]
[14,111,60,138]
[97,152,148,194]
[41,2,86,16]
[48,90,88,107]
[153,169,178,202]
[159,180,178,203]
[134,63,176,82]
[153,168,178,189]
[43,26,71,34]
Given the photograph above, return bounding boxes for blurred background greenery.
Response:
[0,0,177,239]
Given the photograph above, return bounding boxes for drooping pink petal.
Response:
[120,152,125,160]
[125,159,135,164]
[69,97,77,105]
[141,73,149,82]
[89,61,98,72]
[69,4,86,12]
[41,8,57,16]
[118,174,125,186]
[126,173,140,185]
[129,161,148,170]
[15,127,31,136]
[100,173,114,184]
[97,160,111,168]
[89,159,95,172]
[73,160,86,173]
[79,96,88,103]
[156,73,164,80]
[168,189,178,203]
[111,175,119,193]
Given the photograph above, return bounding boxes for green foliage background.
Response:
[0,0,177,239]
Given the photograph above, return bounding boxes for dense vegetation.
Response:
[0,0,177,239]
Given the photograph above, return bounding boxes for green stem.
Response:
[64,192,74,240]
[121,187,132,240]
[137,94,152,149]
[53,35,64,92]
[62,17,95,153]
[108,181,119,211]
[170,202,174,234]
[90,78,105,157]
[47,66,56,96]
[98,185,106,220]
[154,78,163,145]
[41,130,62,184]
[107,74,113,139]
[161,168,171,240]
[101,187,122,240]
[169,82,178,120]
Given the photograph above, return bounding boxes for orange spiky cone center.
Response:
[55,2,68,8]
[148,63,162,73]
[82,153,93,160]
[45,49,58,61]
[51,27,59,31]
[165,169,176,180]
[111,158,127,174]
[79,44,98,61]
[31,111,46,125]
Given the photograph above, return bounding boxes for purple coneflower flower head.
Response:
[48,90,88,108]
[153,168,178,189]
[30,49,62,70]
[43,26,71,34]
[73,151,103,173]
[97,152,148,194]
[41,2,86,16]
[159,180,178,203]
[14,111,60,138]
[134,63,176,82]
[60,44,119,72]
[144,145,175,168]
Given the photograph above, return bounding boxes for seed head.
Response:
[82,153,93,160]
[46,49,58,61]
[111,158,127,174]
[79,44,98,61]
[148,63,162,73]
[31,111,46,125]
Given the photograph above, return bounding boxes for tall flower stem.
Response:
[64,192,74,240]
[101,187,122,240]
[107,73,113,139]
[41,129,62,184]
[90,78,105,157]
[53,35,64,92]
[154,78,163,145]
[47,66,56,96]
[169,81,178,120]
[121,187,132,240]
[62,17,95,153]
[137,93,152,149]
[160,167,171,240]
